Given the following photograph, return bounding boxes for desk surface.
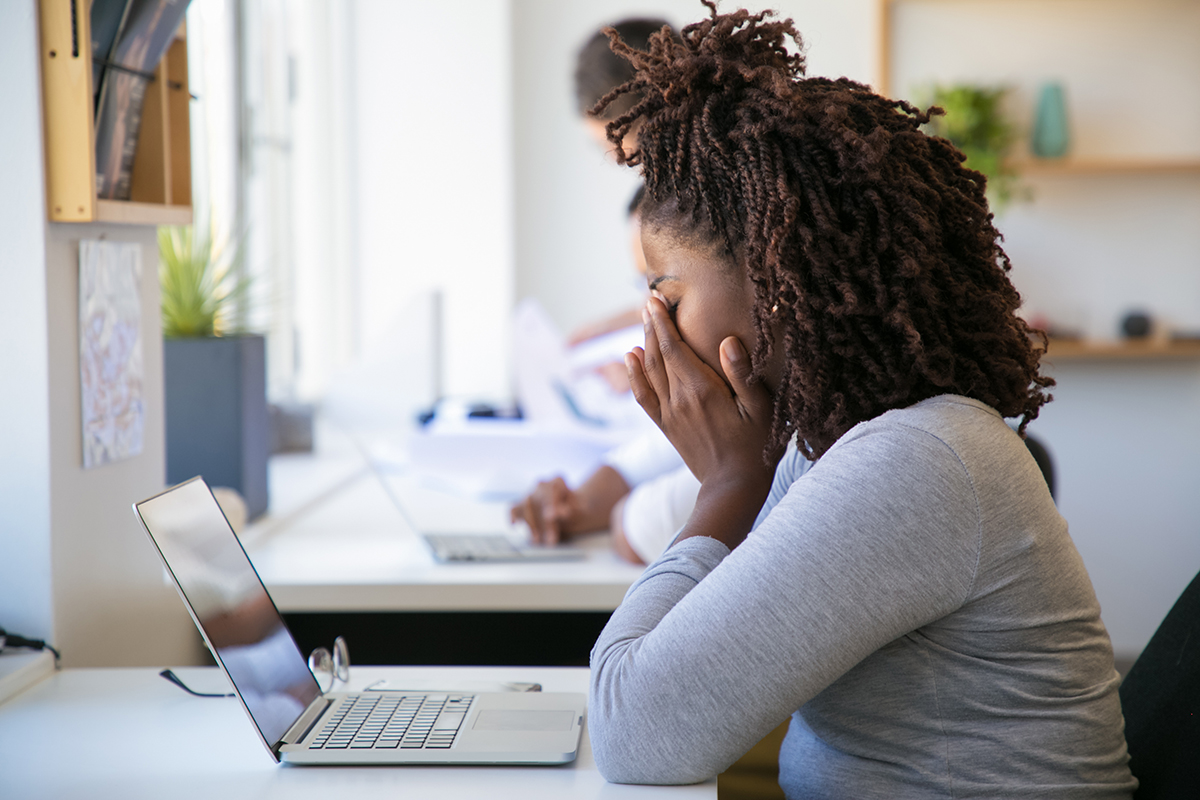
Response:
[0,665,714,800]
[243,421,646,613]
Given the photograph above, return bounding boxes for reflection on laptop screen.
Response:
[136,478,322,747]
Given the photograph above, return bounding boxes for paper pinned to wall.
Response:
[80,239,145,468]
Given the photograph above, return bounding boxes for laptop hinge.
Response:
[282,696,333,746]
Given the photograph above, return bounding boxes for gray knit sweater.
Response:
[589,395,1136,798]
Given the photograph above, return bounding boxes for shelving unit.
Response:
[878,0,1200,362]
[876,0,1200,181]
[38,0,192,226]
[1042,338,1200,362]
[1014,157,1200,178]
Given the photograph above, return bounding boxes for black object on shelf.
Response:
[269,402,315,454]
[1121,311,1152,339]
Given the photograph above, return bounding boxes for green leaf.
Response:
[920,83,1024,211]
[158,224,251,338]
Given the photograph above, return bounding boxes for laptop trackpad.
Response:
[472,710,576,732]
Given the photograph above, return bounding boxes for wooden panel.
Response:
[876,0,895,96]
[38,0,96,222]
[1041,338,1200,362]
[95,199,192,226]
[166,38,192,208]
[129,59,169,204]
[40,5,191,225]
[1015,157,1200,177]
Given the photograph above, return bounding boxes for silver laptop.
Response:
[371,470,588,564]
[133,476,586,765]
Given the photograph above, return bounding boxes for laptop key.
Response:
[434,711,465,731]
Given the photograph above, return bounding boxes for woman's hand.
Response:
[627,297,778,484]
[625,297,781,547]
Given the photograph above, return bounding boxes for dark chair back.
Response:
[1118,569,1200,799]
[1023,433,1055,500]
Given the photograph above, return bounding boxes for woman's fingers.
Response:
[644,296,712,390]
[625,348,662,425]
[720,336,772,421]
[639,303,673,403]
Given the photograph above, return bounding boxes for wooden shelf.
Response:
[95,200,193,226]
[1013,157,1200,177]
[1041,338,1200,362]
[38,0,192,226]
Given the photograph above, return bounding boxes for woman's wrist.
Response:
[675,471,773,550]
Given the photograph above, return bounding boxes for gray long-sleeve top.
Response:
[589,395,1136,798]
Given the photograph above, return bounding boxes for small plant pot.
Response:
[164,335,269,519]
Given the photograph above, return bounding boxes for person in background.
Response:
[574,17,674,157]
[585,6,1134,796]
[566,187,650,357]
[512,18,700,565]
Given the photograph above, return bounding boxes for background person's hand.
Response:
[510,465,632,546]
[510,476,578,545]
[593,360,632,394]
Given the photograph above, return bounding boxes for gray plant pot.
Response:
[164,335,269,519]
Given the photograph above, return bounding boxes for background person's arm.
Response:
[607,494,642,564]
[567,306,645,346]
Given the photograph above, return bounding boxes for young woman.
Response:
[586,5,1136,797]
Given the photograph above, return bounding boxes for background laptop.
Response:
[368,460,588,564]
[133,476,585,765]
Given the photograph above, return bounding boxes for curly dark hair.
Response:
[594,2,1054,460]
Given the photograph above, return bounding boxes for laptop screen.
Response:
[135,477,323,749]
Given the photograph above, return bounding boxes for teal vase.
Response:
[1032,82,1070,159]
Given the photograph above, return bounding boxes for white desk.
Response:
[243,421,646,615]
[0,665,715,800]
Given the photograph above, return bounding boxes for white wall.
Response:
[1035,360,1200,657]
[0,2,202,667]
[43,223,204,667]
[349,0,514,406]
[0,0,54,643]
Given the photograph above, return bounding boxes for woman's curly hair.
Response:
[595,2,1054,460]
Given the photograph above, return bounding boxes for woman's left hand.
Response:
[625,296,780,492]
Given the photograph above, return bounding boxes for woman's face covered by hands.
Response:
[638,226,782,395]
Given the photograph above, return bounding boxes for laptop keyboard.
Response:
[424,533,521,562]
[310,694,473,750]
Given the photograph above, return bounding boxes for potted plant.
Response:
[159,224,269,519]
[922,83,1023,211]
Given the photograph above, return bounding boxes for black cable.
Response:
[159,668,235,698]
[0,627,62,669]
